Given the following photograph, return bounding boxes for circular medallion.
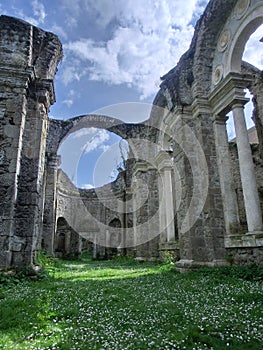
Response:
[213,65,223,85]
[234,0,250,19]
[218,29,230,52]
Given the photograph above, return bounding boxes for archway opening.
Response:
[57,127,128,189]
[226,24,263,141]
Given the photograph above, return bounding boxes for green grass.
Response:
[0,257,262,350]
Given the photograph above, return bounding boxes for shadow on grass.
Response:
[0,259,262,349]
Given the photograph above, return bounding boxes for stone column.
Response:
[42,153,61,255]
[232,103,263,233]
[213,115,240,235]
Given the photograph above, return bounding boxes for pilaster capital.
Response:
[133,161,155,176]
[29,78,55,108]
[0,65,35,90]
[212,114,229,125]
[46,152,61,168]
[155,150,173,171]
[191,98,211,119]
[163,105,192,129]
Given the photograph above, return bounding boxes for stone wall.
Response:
[56,169,128,259]
[226,247,263,265]
[1,0,263,269]
[0,16,62,269]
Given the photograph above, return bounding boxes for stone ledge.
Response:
[135,257,160,263]
[225,231,263,248]
[174,259,229,272]
[159,241,179,251]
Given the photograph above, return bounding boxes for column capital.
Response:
[209,72,253,116]
[231,101,246,110]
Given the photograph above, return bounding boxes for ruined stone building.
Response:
[0,0,263,270]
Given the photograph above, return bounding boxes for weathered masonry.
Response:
[0,0,263,270]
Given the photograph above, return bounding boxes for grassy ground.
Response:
[0,256,262,350]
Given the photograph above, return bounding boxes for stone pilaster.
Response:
[132,162,160,261]
[0,16,62,268]
[0,70,31,268]
[171,104,227,270]
[42,153,61,255]
[155,150,175,242]
[11,90,49,267]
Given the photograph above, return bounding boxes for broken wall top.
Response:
[0,15,62,80]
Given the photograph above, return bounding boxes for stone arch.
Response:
[211,0,263,85]
[227,4,263,74]
[47,114,134,156]
[43,115,133,255]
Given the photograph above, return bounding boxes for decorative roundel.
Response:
[234,0,250,20]
[218,29,230,52]
[213,65,224,85]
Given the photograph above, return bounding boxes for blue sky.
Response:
[1,0,262,188]
[1,0,210,118]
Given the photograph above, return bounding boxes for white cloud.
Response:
[12,0,46,27]
[15,12,39,26]
[99,144,110,152]
[62,0,209,99]
[32,0,46,24]
[50,24,68,40]
[81,129,110,153]
[61,89,79,109]
[243,24,263,70]
[72,127,98,139]
[61,64,82,85]
[62,99,73,108]
[81,183,94,189]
